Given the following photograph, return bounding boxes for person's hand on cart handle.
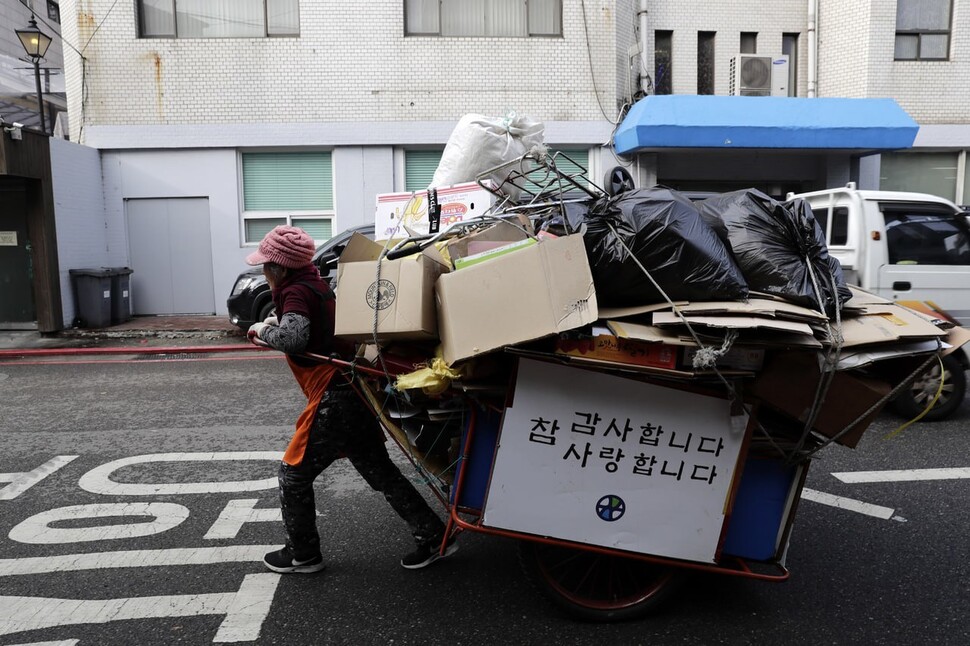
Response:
[248,321,269,344]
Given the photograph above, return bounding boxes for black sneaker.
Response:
[401,538,458,570]
[263,548,326,574]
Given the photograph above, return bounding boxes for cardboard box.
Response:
[840,303,947,347]
[555,334,679,370]
[436,233,598,365]
[681,346,765,372]
[453,237,537,270]
[375,182,497,240]
[444,219,532,264]
[749,352,892,448]
[334,232,449,341]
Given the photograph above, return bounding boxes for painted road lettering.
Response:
[1,452,285,643]
[204,499,282,540]
[78,451,281,495]
[0,456,78,500]
[8,502,190,544]
[0,573,280,643]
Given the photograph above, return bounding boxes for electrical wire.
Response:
[82,0,122,53]
[579,0,619,125]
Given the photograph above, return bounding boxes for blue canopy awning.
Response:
[613,95,919,156]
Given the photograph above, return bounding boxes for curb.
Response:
[0,344,269,358]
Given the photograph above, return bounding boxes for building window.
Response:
[241,152,333,244]
[811,206,849,246]
[405,0,562,37]
[405,150,443,191]
[697,32,715,95]
[881,152,959,202]
[138,0,299,38]
[654,30,672,95]
[512,149,590,200]
[895,0,951,60]
[47,0,60,23]
[782,33,798,96]
[739,32,757,54]
[406,148,589,196]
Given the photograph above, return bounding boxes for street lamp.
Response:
[15,16,53,135]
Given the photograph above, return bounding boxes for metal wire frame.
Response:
[475,149,604,208]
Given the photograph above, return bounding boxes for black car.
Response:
[227,224,375,330]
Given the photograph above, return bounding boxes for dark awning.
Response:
[613,95,919,156]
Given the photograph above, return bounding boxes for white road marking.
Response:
[8,502,189,544]
[78,452,282,496]
[205,499,281,540]
[0,573,280,643]
[0,456,79,500]
[800,488,902,521]
[832,467,970,484]
[8,641,79,646]
[213,573,280,643]
[0,545,278,577]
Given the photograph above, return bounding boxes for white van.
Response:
[789,183,970,420]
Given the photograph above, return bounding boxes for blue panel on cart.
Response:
[451,406,502,510]
[721,459,797,561]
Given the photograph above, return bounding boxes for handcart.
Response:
[307,149,950,621]
[309,345,815,622]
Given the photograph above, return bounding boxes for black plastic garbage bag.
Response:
[580,187,749,306]
[697,189,851,315]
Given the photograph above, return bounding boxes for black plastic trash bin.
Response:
[69,268,113,328]
[106,267,133,324]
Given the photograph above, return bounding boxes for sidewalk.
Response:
[0,315,249,354]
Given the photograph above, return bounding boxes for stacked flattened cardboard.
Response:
[332,209,965,455]
[330,113,966,459]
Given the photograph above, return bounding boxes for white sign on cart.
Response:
[482,359,748,564]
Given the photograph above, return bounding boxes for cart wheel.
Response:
[518,541,683,622]
[892,354,967,422]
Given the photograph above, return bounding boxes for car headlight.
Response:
[230,275,259,296]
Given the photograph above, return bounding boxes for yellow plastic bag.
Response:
[394,354,465,396]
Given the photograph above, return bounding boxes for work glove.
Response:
[247,321,269,343]
[263,315,278,326]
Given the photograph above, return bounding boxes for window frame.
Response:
[137,0,300,39]
[404,0,563,38]
[654,30,673,95]
[240,152,334,246]
[697,31,716,95]
[894,0,952,61]
[881,204,970,266]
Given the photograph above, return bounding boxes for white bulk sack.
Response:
[431,113,545,200]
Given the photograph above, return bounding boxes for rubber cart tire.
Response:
[518,540,683,622]
[892,354,967,422]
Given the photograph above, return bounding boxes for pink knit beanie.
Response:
[246,226,316,268]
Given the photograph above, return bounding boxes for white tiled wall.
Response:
[642,0,807,96]
[60,0,623,143]
[818,0,970,124]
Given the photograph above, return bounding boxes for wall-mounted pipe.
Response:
[639,0,650,95]
[807,0,818,97]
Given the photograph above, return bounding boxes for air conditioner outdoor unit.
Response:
[730,54,790,97]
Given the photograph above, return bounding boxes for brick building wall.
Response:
[60,0,624,142]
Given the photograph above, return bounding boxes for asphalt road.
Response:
[0,354,968,645]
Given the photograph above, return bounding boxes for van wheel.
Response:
[892,354,967,421]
